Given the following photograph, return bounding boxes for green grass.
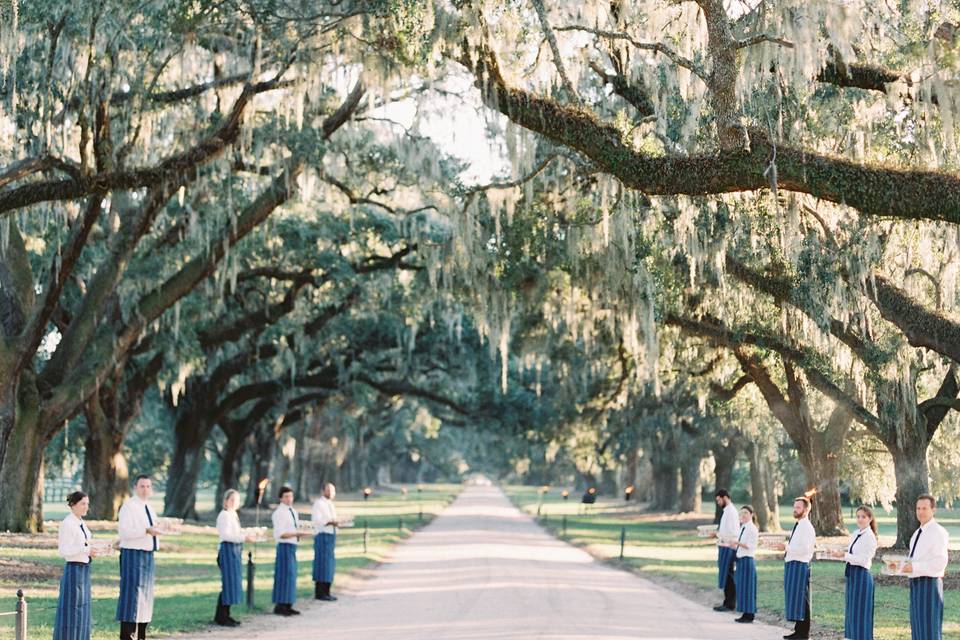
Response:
[506,486,960,640]
[0,484,460,640]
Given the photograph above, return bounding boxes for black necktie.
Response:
[909,528,923,558]
[289,507,297,527]
[80,521,88,545]
[738,527,745,541]
[849,533,862,554]
[145,506,157,551]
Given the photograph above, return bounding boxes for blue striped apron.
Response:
[312,532,336,582]
[717,545,736,589]
[734,556,757,614]
[844,565,874,640]
[54,562,92,640]
[783,560,810,621]
[272,543,298,604]
[116,549,155,623]
[218,542,244,606]
[909,577,943,640]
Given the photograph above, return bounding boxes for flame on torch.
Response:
[803,488,818,499]
[257,478,270,500]
[625,486,635,495]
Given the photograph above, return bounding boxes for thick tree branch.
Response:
[458,43,960,224]
[0,75,291,216]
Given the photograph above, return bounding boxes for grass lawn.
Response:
[505,486,960,640]
[0,484,460,639]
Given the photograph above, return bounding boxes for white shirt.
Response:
[311,497,338,535]
[59,512,92,563]
[785,516,816,563]
[272,504,300,544]
[118,496,160,551]
[217,509,246,544]
[718,503,739,542]
[844,527,878,569]
[907,518,950,578]
[735,522,759,559]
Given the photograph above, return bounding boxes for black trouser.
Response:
[119,622,147,640]
[722,556,736,608]
[794,573,811,636]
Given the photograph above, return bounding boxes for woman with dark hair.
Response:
[729,505,759,624]
[834,505,878,640]
[54,491,100,640]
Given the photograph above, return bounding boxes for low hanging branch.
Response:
[455,12,960,224]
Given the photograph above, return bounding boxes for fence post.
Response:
[398,517,403,532]
[619,526,626,561]
[562,515,567,536]
[363,520,368,554]
[246,552,255,610]
[15,589,27,640]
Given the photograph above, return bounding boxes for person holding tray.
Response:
[712,489,739,612]
[54,491,103,640]
[272,486,305,616]
[778,495,816,640]
[215,489,255,627]
[728,505,759,624]
[830,505,878,640]
[898,495,949,640]
[311,482,343,601]
[117,474,163,640]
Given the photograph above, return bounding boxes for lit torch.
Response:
[255,478,269,557]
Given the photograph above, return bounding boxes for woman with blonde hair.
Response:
[215,489,254,626]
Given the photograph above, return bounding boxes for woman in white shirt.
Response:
[832,505,878,640]
[214,489,254,627]
[729,505,759,624]
[54,491,100,640]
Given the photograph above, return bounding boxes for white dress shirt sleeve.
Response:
[844,529,877,569]
[718,504,740,540]
[736,523,758,558]
[785,518,816,563]
[59,514,91,563]
[312,499,338,534]
[217,510,246,543]
[273,507,298,544]
[118,499,158,550]
[909,522,949,578]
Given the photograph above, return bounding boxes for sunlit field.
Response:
[0,485,460,640]
[507,486,960,640]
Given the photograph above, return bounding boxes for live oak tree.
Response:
[0,0,376,531]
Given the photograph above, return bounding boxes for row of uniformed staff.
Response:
[52,475,344,640]
[712,489,950,640]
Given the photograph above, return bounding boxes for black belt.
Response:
[66,561,90,566]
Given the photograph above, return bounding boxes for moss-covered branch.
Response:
[459,43,960,224]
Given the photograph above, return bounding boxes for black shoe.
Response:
[735,615,754,623]
[288,607,301,615]
[713,605,734,612]
[319,594,337,601]
[315,582,323,600]
[226,617,241,626]
[783,634,807,639]
[274,605,293,617]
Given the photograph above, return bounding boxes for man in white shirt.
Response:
[116,475,163,640]
[271,486,303,616]
[711,489,739,612]
[312,482,342,601]
[900,494,949,640]
[781,496,816,640]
